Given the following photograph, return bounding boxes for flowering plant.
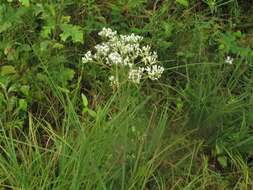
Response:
[82,28,164,87]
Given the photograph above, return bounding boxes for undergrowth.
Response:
[1,0,253,189]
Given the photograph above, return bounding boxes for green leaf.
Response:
[57,86,70,94]
[217,156,227,168]
[82,107,97,118]
[60,24,83,43]
[8,84,19,93]
[20,85,30,96]
[61,16,71,23]
[215,143,224,155]
[0,93,5,107]
[62,68,75,81]
[1,65,16,75]
[53,42,64,49]
[19,0,30,7]
[176,0,189,7]
[40,40,52,52]
[18,99,27,111]
[0,22,12,33]
[88,109,97,118]
[162,22,173,36]
[176,97,183,111]
[83,107,88,113]
[41,26,54,38]
[81,93,88,107]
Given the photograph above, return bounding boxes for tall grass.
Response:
[1,73,252,189]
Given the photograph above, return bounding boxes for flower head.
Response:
[94,43,110,57]
[128,68,144,84]
[109,75,119,87]
[82,28,164,87]
[82,51,93,64]
[225,56,233,65]
[98,27,117,39]
[108,52,122,65]
[120,33,143,44]
[146,65,164,80]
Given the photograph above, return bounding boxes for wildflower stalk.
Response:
[82,28,164,87]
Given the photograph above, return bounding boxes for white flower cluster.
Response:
[225,56,233,65]
[82,27,164,85]
[109,75,119,87]
[128,68,145,84]
[82,51,92,64]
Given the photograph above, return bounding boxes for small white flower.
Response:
[109,75,115,81]
[94,43,110,57]
[109,75,119,87]
[225,56,233,65]
[146,65,164,80]
[141,45,151,55]
[128,68,144,84]
[82,51,93,63]
[142,54,158,65]
[121,44,135,54]
[98,27,117,39]
[108,52,122,65]
[120,33,143,44]
[123,56,133,67]
[140,46,158,65]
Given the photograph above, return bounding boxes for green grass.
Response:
[1,0,253,189]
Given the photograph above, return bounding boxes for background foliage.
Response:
[1,0,253,189]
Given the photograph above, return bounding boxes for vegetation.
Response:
[1,0,253,189]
